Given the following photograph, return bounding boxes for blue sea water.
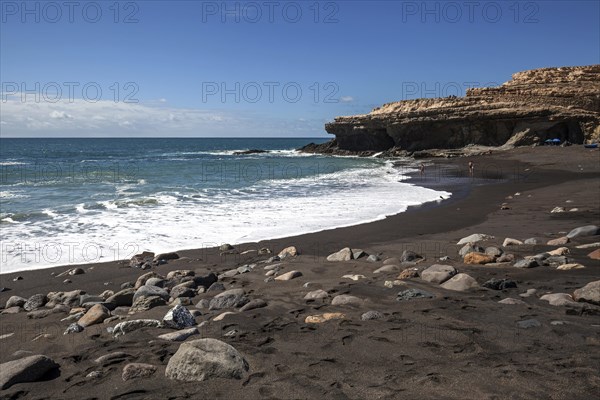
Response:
[0,138,450,273]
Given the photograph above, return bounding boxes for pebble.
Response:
[396,288,434,301]
[331,295,362,306]
[519,288,537,298]
[304,289,328,300]
[342,274,366,281]
[516,319,541,329]
[361,311,384,320]
[274,270,302,281]
[305,313,346,324]
[498,298,526,305]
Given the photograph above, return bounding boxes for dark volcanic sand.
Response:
[0,146,599,399]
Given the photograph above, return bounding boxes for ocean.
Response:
[0,138,450,273]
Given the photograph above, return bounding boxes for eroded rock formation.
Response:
[303,65,600,156]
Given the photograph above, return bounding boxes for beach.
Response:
[0,146,599,399]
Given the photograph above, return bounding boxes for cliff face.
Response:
[320,65,600,153]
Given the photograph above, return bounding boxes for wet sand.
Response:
[1,146,599,399]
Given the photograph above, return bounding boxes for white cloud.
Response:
[49,110,73,119]
[0,95,327,137]
[340,96,354,103]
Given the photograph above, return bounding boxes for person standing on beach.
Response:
[468,161,474,177]
[420,163,425,177]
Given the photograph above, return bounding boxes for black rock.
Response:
[401,250,422,263]
[193,272,218,290]
[23,294,47,311]
[233,149,268,155]
[207,282,225,292]
[483,278,517,290]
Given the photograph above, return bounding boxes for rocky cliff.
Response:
[303,65,600,156]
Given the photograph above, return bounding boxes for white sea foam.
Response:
[0,162,450,274]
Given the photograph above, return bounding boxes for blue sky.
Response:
[1,0,598,137]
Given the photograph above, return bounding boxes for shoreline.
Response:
[0,157,452,275]
[2,145,597,286]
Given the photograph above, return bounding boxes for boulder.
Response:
[548,247,570,256]
[485,246,504,258]
[5,296,26,309]
[400,250,422,263]
[219,244,234,251]
[440,273,479,291]
[420,264,457,284]
[133,285,170,302]
[278,246,298,258]
[165,339,249,381]
[158,327,199,342]
[193,272,218,289]
[513,259,539,268]
[331,295,362,306]
[163,305,196,330]
[23,294,47,311]
[588,249,600,260]
[502,238,523,246]
[166,270,195,280]
[239,299,267,312]
[207,283,226,293]
[94,352,132,365]
[69,267,85,276]
[213,312,236,321]
[567,225,600,239]
[170,282,197,299]
[351,249,368,259]
[112,319,162,338]
[556,263,585,270]
[135,271,164,289]
[208,289,249,310]
[304,289,328,300]
[482,278,517,290]
[366,254,380,262]
[459,243,485,257]
[274,271,302,281]
[145,277,166,288]
[128,296,166,314]
[540,293,578,306]
[456,233,494,245]
[106,288,135,307]
[573,280,600,305]
[547,237,569,246]
[326,247,353,262]
[0,355,59,389]
[463,252,494,265]
[130,252,155,268]
[78,304,110,327]
[154,252,180,262]
[122,363,157,381]
[305,313,346,323]
[497,253,515,263]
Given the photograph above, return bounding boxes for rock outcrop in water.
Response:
[301,65,600,156]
